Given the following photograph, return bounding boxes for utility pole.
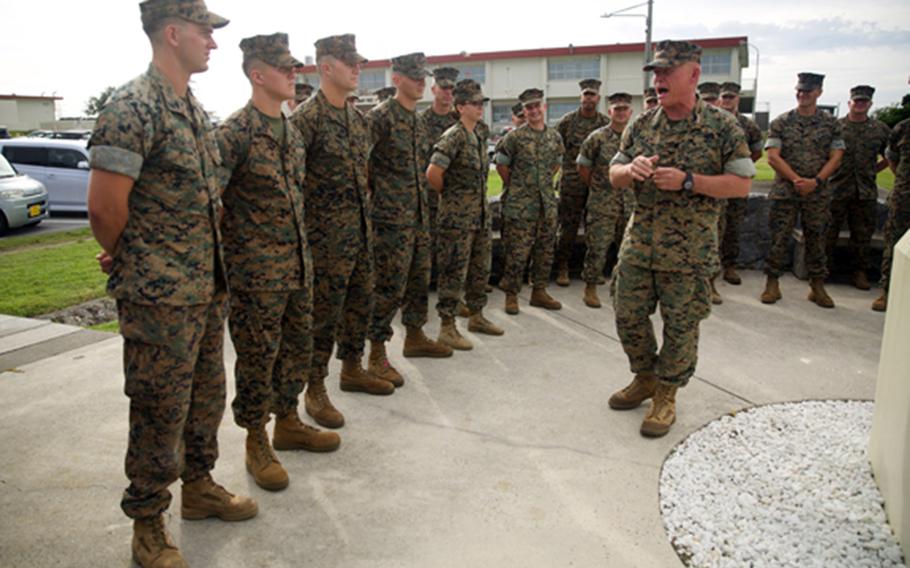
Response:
[601,0,654,92]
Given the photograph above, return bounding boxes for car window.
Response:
[47,148,87,169]
[0,154,17,177]
[2,146,47,167]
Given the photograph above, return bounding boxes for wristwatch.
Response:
[683,171,695,192]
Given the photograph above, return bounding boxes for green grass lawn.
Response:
[89,320,120,333]
[0,229,108,317]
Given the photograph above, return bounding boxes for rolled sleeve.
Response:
[724,157,757,178]
[764,137,782,150]
[831,138,846,151]
[576,153,593,168]
[89,145,144,180]
[430,151,451,170]
[749,140,764,153]
[495,152,512,166]
[610,151,633,166]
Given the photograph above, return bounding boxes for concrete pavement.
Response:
[0,270,885,567]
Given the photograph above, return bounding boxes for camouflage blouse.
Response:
[495,124,564,221]
[765,108,845,200]
[555,107,609,195]
[430,121,490,230]
[828,117,890,200]
[577,124,624,217]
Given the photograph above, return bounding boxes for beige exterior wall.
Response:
[870,231,910,560]
[0,99,57,131]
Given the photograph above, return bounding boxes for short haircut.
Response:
[143,16,185,42]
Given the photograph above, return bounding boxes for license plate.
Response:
[28,204,41,218]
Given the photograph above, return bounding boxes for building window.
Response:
[452,64,485,84]
[546,101,578,126]
[547,58,600,81]
[492,103,513,126]
[701,53,731,75]
[359,70,386,94]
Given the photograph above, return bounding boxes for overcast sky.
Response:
[3,0,908,120]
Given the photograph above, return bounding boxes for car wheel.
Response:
[0,212,8,235]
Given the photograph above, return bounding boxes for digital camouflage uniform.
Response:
[421,107,459,266]
[367,95,431,342]
[764,108,845,279]
[826,116,890,272]
[720,112,764,268]
[88,64,229,519]
[577,124,625,284]
[291,89,373,379]
[216,98,313,430]
[555,106,609,268]
[611,101,755,385]
[881,118,910,291]
[431,120,492,319]
[496,122,564,294]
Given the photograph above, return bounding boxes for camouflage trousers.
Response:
[310,235,374,379]
[436,225,491,319]
[118,290,227,519]
[229,287,313,430]
[825,197,877,272]
[428,192,439,285]
[611,262,711,386]
[765,198,830,279]
[500,213,557,294]
[719,197,747,268]
[881,189,910,291]
[583,191,624,284]
[556,189,589,267]
[369,222,430,342]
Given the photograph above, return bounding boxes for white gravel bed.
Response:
[659,400,905,568]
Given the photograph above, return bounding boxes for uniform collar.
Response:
[650,98,706,129]
[245,101,284,143]
[146,64,198,120]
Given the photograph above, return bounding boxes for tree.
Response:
[84,86,117,117]
[873,100,910,128]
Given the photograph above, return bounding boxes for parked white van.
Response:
[0,138,90,213]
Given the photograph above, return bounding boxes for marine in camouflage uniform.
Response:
[576,92,633,308]
[495,87,564,314]
[763,72,845,308]
[643,87,658,111]
[607,40,755,438]
[366,53,453,386]
[825,85,891,290]
[373,85,396,103]
[427,79,504,350]
[717,82,764,287]
[86,1,255,565]
[217,33,339,493]
[291,34,394,431]
[554,78,610,285]
[874,112,910,312]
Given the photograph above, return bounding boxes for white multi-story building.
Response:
[295,36,752,132]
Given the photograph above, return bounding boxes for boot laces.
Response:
[254,428,277,464]
[285,413,321,434]
[148,515,177,550]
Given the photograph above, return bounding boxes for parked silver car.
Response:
[0,153,49,233]
[0,138,90,213]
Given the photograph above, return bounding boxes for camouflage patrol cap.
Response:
[849,85,875,101]
[519,88,544,106]
[644,87,658,102]
[579,79,602,94]
[643,40,702,71]
[139,0,228,31]
[391,52,432,81]
[511,102,525,117]
[608,92,632,105]
[453,79,488,105]
[432,67,460,88]
[697,82,721,100]
[239,33,302,70]
[295,82,314,102]
[374,86,396,102]
[315,34,367,66]
[796,72,825,90]
[720,82,742,96]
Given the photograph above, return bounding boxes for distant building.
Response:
[0,95,61,132]
[295,36,753,131]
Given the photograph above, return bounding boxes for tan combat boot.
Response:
[710,276,723,305]
[583,284,602,308]
[245,426,289,491]
[468,310,505,336]
[608,373,658,410]
[132,515,187,568]
[181,474,258,521]
[872,291,887,312]
[808,278,835,308]
[556,263,570,287]
[456,302,471,318]
[851,270,871,291]
[530,287,562,310]
[760,276,781,304]
[722,265,742,285]
[505,293,519,315]
[305,376,345,429]
[368,341,403,387]
[340,357,395,395]
[640,382,678,438]
[273,411,341,453]
[403,326,453,358]
[438,317,473,350]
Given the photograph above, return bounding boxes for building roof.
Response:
[296,36,749,73]
[0,94,63,101]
